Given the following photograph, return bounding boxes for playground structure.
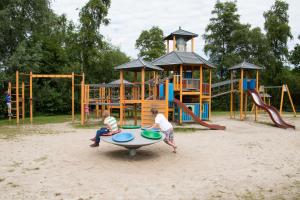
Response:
[259,84,296,116]
[228,61,295,129]
[7,28,296,130]
[81,27,226,130]
[8,71,85,124]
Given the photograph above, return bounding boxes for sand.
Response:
[0,114,300,200]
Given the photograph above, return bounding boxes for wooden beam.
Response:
[191,38,195,52]
[141,68,145,100]
[81,73,85,125]
[31,74,73,78]
[209,68,212,120]
[173,35,176,51]
[230,71,233,119]
[285,85,296,117]
[72,72,75,122]
[16,71,19,124]
[255,70,259,121]
[120,70,124,126]
[30,71,33,124]
[167,40,169,53]
[180,64,183,124]
[280,85,284,115]
[165,79,169,118]
[22,81,25,122]
[199,65,203,120]
[240,69,244,120]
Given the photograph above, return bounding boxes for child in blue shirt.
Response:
[5,92,12,117]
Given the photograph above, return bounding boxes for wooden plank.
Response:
[199,65,202,120]
[180,65,183,124]
[255,70,259,121]
[81,73,85,125]
[285,84,296,117]
[72,72,74,122]
[120,70,124,126]
[32,74,73,78]
[240,69,244,120]
[22,81,25,122]
[30,71,33,124]
[16,71,19,124]
[230,71,233,119]
[209,68,212,120]
[173,35,176,51]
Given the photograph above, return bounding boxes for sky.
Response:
[51,0,300,59]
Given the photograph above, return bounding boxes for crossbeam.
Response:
[32,74,73,78]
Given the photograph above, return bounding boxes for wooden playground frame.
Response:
[9,71,85,124]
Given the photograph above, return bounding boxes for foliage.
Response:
[290,36,300,69]
[135,26,165,61]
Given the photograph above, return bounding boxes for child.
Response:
[90,110,119,147]
[5,92,12,117]
[149,108,177,153]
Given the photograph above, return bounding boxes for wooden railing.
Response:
[173,75,210,94]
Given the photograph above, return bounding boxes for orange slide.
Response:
[173,98,226,130]
[248,89,295,129]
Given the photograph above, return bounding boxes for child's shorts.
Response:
[162,128,174,142]
[6,103,11,109]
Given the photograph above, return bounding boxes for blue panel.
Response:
[249,79,256,90]
[201,103,209,120]
[243,79,248,91]
[168,83,174,102]
[159,84,164,99]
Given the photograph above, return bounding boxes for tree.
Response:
[203,1,244,80]
[79,0,111,76]
[264,0,292,63]
[290,36,300,69]
[135,26,165,61]
[0,0,52,65]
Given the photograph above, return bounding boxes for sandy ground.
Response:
[0,115,300,200]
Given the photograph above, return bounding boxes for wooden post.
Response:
[72,72,75,122]
[120,70,124,126]
[30,71,33,124]
[141,68,145,100]
[191,38,195,52]
[173,35,176,51]
[240,69,244,120]
[16,71,19,124]
[230,71,233,119]
[165,79,169,118]
[280,85,284,115]
[255,70,259,121]
[285,84,296,117]
[167,40,169,53]
[209,68,212,120]
[179,65,183,124]
[199,65,203,120]
[22,81,25,122]
[81,73,85,125]
[134,71,137,125]
[8,82,11,121]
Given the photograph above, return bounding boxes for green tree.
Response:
[0,0,52,65]
[290,36,300,69]
[264,0,292,63]
[135,26,165,61]
[203,1,244,79]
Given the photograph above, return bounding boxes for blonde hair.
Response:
[102,110,110,118]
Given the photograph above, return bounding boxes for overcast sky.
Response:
[51,0,300,59]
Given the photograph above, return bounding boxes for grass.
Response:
[0,114,80,126]
[174,127,205,132]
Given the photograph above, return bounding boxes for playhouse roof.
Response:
[228,61,264,71]
[114,57,163,72]
[152,51,215,68]
[108,79,132,85]
[164,27,198,41]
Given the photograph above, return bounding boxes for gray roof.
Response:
[151,51,215,68]
[108,79,132,85]
[114,57,163,72]
[164,27,198,40]
[228,61,264,71]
